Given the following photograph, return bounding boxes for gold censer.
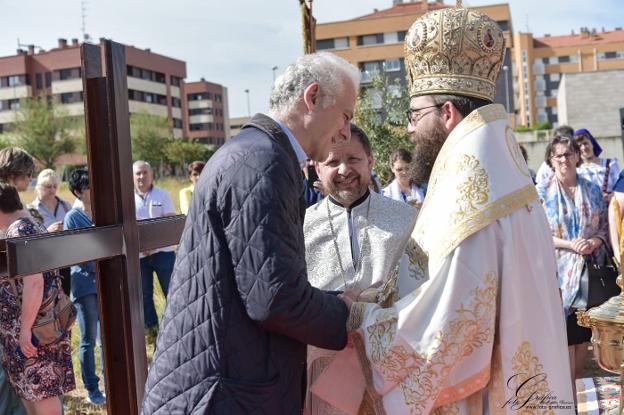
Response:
[577,275,624,414]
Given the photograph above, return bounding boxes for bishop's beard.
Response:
[409,121,449,187]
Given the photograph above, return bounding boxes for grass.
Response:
[19,177,186,413]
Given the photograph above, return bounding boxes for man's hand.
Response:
[338,292,354,311]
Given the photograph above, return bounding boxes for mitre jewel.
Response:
[404,4,505,102]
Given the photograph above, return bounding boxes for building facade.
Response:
[0,38,188,137]
[514,29,624,128]
[315,0,515,115]
[184,79,230,146]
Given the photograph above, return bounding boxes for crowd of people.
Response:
[0,4,621,415]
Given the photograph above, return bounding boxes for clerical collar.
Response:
[328,190,370,212]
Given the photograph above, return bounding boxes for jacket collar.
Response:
[243,113,300,175]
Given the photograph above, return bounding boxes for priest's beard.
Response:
[409,120,449,187]
[328,175,369,206]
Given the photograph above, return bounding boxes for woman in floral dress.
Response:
[0,182,75,415]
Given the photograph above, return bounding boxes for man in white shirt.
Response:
[133,160,176,344]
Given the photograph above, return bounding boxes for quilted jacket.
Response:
[141,113,349,414]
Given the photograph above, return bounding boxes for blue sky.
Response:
[1,0,622,117]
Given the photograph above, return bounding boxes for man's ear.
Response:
[303,82,321,112]
[315,161,322,177]
[440,101,463,131]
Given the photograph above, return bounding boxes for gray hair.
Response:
[133,160,151,171]
[269,52,360,116]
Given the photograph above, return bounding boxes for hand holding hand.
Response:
[338,293,354,311]
[19,329,36,358]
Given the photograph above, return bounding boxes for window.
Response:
[384,59,401,72]
[617,51,624,59]
[397,31,406,42]
[569,54,579,63]
[215,94,222,102]
[605,51,617,59]
[58,68,80,81]
[550,73,560,82]
[316,39,334,50]
[548,56,559,65]
[360,61,382,82]
[497,20,509,31]
[384,32,398,44]
[45,72,52,88]
[334,37,349,49]
[170,75,182,87]
[60,92,81,104]
[597,52,606,61]
[358,34,384,46]
[172,118,183,129]
[8,99,19,110]
[8,76,21,87]
[171,97,181,108]
[36,73,43,89]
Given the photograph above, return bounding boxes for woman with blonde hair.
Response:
[30,169,71,233]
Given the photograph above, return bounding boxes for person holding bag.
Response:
[0,183,75,415]
[537,135,608,387]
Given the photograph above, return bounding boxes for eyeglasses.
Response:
[405,104,441,127]
[550,152,576,162]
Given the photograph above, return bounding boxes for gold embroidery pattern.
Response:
[348,302,368,331]
[353,335,387,415]
[452,155,490,224]
[433,402,460,415]
[510,342,555,415]
[367,274,498,414]
[504,126,531,179]
[430,184,538,267]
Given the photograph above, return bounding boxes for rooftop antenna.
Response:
[525,13,530,33]
[81,0,91,42]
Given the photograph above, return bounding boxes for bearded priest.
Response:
[303,124,426,414]
[309,4,575,414]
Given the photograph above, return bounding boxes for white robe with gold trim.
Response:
[311,104,575,414]
[304,191,423,414]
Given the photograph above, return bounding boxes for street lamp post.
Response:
[503,65,510,114]
[272,66,278,83]
[244,89,251,117]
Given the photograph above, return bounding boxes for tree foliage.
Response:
[10,98,78,168]
[130,111,171,166]
[164,138,213,174]
[354,71,413,185]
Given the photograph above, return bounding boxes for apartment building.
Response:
[184,79,230,146]
[315,0,515,114]
[0,38,187,136]
[514,28,624,128]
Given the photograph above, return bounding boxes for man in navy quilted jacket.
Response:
[141,52,360,414]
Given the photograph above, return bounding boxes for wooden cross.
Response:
[0,40,185,414]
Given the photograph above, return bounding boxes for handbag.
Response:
[572,240,620,309]
[10,276,77,346]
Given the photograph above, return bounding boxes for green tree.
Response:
[164,138,213,175]
[10,97,78,168]
[354,71,413,185]
[130,111,171,166]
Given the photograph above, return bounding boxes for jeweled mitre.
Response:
[404,7,505,102]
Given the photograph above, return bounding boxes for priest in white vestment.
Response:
[304,124,425,414]
[310,5,575,414]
